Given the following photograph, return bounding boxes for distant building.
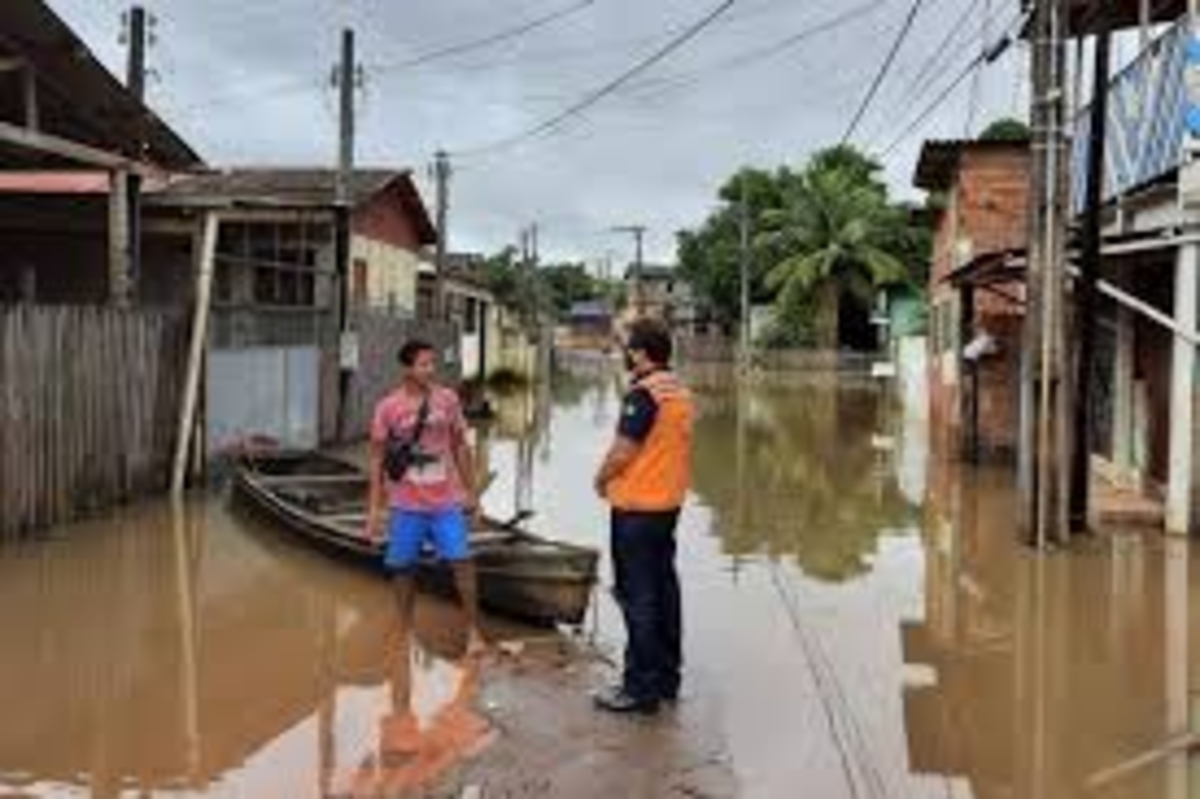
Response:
[621,264,710,336]
[417,257,538,381]
[557,300,615,352]
[915,138,1030,463]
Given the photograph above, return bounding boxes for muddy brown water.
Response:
[1,365,1198,798]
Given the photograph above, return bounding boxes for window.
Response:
[464,297,479,334]
[353,259,369,308]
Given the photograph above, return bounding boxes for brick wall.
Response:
[927,146,1030,460]
[352,186,425,251]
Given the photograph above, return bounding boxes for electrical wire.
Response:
[449,0,739,159]
[878,52,987,156]
[163,0,596,117]
[620,2,882,104]
[841,0,930,144]
[877,8,1022,156]
[895,0,985,119]
[368,0,596,72]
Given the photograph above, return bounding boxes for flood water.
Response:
[3,363,1200,798]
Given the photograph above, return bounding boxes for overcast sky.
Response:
[51,0,1035,267]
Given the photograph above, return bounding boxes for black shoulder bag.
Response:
[383,394,431,482]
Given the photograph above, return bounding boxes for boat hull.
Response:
[232,451,599,627]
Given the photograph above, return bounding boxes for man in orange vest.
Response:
[593,318,694,715]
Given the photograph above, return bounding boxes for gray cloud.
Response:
[52,0,1026,265]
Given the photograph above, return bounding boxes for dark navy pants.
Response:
[611,509,682,702]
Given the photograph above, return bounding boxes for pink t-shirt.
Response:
[371,385,468,512]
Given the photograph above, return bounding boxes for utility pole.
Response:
[333,26,358,325]
[1019,0,1050,545]
[611,225,647,316]
[117,4,152,307]
[433,150,452,322]
[739,177,752,372]
[126,6,147,103]
[333,27,359,440]
[1070,0,1112,532]
[1019,0,1070,547]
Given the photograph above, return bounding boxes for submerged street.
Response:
[0,365,1197,798]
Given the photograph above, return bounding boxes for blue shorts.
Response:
[385,508,470,570]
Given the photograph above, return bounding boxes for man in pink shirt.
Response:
[367,339,485,655]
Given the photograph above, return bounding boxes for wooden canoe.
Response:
[232,450,599,627]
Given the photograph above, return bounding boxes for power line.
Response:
[450,0,739,159]
[964,0,992,136]
[895,0,985,118]
[877,8,1021,156]
[163,0,596,117]
[879,55,984,156]
[624,2,882,104]
[841,0,930,145]
[369,0,596,72]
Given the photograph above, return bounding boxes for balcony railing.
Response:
[1071,15,1190,212]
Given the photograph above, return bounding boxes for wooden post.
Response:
[108,170,133,307]
[1166,241,1198,535]
[171,213,219,496]
[1071,0,1113,532]
[1019,0,1050,543]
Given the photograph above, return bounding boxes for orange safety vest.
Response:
[607,370,694,512]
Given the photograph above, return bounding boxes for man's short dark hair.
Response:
[398,339,436,367]
[626,319,673,366]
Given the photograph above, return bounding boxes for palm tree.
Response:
[763,158,911,350]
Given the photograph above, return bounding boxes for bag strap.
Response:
[410,392,432,446]
[388,391,432,448]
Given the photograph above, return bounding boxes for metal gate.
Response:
[206,347,321,456]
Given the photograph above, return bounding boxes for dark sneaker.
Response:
[593,687,659,716]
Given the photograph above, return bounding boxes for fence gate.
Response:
[206,347,321,456]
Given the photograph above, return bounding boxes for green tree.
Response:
[979,117,1031,142]
[761,148,912,350]
[677,167,783,326]
[540,263,601,319]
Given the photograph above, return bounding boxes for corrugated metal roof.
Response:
[152,168,438,245]
[154,168,400,205]
[1,0,202,169]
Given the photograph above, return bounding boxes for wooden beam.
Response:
[171,213,219,496]
[0,120,152,174]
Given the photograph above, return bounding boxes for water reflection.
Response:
[909,463,1200,798]
[330,630,491,798]
[7,364,1200,798]
[0,499,504,799]
[689,374,920,582]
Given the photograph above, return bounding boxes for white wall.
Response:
[351,234,420,316]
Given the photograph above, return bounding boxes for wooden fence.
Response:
[0,305,189,538]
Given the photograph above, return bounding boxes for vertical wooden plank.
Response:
[68,306,81,521]
[105,308,118,505]
[18,305,31,532]
[0,308,10,537]
[60,305,73,523]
